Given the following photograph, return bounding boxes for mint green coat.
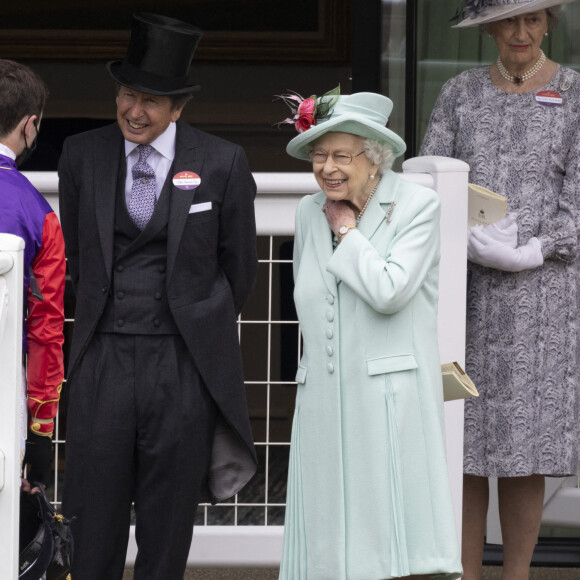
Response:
[279,171,462,580]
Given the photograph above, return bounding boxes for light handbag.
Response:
[442,362,479,402]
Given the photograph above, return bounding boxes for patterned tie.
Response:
[128,144,157,230]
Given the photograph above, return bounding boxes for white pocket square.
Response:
[189,201,212,214]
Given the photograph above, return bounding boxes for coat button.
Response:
[116,264,124,272]
[154,291,162,300]
[158,265,166,273]
[153,318,161,327]
[326,328,333,339]
[116,319,125,327]
[326,346,334,356]
[101,285,108,294]
[327,363,334,374]
[327,295,335,305]
[326,311,334,322]
[117,291,125,300]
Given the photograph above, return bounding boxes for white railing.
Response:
[0,233,25,580]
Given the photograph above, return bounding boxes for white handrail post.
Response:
[403,155,470,544]
[0,233,25,580]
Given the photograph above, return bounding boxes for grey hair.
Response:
[362,138,395,174]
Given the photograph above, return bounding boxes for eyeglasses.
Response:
[308,150,366,165]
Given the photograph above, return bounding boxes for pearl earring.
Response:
[544,32,548,36]
[370,174,375,180]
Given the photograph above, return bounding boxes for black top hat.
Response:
[107,13,203,95]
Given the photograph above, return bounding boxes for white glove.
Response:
[482,213,518,249]
[467,227,543,272]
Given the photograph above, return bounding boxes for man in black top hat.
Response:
[58,13,258,579]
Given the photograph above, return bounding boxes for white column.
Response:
[0,233,25,580]
[403,155,470,544]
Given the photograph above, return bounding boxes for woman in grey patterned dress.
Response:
[420,1,580,578]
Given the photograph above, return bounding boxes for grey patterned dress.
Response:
[421,65,580,477]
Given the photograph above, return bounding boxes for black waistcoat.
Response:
[96,164,179,335]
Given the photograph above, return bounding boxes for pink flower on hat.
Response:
[274,86,340,134]
[294,97,317,132]
[297,97,315,116]
[295,113,315,133]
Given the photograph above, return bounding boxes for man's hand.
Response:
[21,478,43,494]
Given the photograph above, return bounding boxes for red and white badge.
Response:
[535,90,563,107]
[173,171,201,190]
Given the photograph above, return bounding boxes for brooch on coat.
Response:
[385,202,396,224]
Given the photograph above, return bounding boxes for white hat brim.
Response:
[452,0,575,28]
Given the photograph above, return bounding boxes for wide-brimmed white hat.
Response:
[453,0,575,28]
[286,92,406,161]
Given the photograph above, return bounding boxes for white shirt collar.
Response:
[0,143,16,160]
[124,121,177,161]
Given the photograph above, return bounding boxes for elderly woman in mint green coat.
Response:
[278,91,462,580]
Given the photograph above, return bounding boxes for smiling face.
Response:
[310,132,379,210]
[489,10,549,72]
[116,87,184,144]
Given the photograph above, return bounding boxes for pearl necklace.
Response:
[356,177,381,225]
[496,49,546,86]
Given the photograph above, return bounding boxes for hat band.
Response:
[325,103,387,127]
[119,61,188,92]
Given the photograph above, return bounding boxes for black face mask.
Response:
[15,117,39,168]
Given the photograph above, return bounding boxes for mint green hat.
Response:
[286,92,406,161]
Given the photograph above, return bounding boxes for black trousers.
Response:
[62,333,218,580]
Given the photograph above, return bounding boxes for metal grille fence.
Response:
[41,235,302,529]
[49,233,300,531]
[196,234,298,528]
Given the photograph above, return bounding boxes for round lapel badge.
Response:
[535,90,563,107]
[173,171,201,190]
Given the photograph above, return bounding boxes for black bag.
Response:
[20,485,74,580]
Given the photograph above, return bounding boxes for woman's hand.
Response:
[482,213,518,248]
[467,227,543,272]
[323,199,356,235]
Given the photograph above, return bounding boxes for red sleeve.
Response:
[26,211,66,437]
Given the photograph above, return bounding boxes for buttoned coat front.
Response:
[279,170,462,580]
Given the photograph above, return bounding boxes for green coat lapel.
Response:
[357,171,399,245]
[311,192,338,295]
